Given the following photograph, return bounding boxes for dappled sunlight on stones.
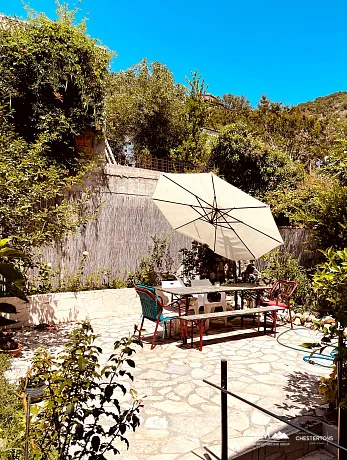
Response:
[8,315,332,458]
[248,362,271,373]
[160,436,201,454]
[251,410,271,425]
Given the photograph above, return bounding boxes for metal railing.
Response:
[203,360,347,460]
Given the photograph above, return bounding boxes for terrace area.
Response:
[8,312,335,459]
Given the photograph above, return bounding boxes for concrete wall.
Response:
[3,288,142,328]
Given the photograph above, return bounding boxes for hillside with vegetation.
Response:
[298,91,347,117]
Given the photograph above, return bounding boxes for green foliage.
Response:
[209,122,303,198]
[318,366,347,407]
[179,242,235,285]
[0,120,96,253]
[311,248,347,406]
[172,71,210,166]
[126,236,173,287]
[27,322,142,459]
[0,354,25,460]
[298,91,347,118]
[0,5,112,169]
[209,94,252,129]
[28,255,126,294]
[261,250,314,308]
[106,59,187,159]
[0,238,28,301]
[0,3,110,254]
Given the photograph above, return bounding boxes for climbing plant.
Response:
[0,3,112,170]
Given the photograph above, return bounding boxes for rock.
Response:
[324,316,335,324]
[294,312,303,319]
[294,317,302,326]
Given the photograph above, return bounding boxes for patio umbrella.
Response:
[152,172,283,260]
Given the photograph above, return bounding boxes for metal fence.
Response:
[203,360,347,460]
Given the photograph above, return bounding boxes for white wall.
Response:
[3,288,142,328]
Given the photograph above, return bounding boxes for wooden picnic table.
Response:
[161,283,273,345]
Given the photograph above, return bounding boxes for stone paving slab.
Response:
[7,315,332,459]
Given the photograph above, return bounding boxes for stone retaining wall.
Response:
[3,288,141,328]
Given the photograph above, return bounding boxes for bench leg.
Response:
[273,311,277,338]
[191,321,194,348]
[199,320,204,351]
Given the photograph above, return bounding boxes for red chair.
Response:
[260,280,298,328]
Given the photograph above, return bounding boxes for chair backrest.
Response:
[271,280,298,306]
[191,278,226,305]
[191,279,212,287]
[135,287,163,321]
[161,279,185,289]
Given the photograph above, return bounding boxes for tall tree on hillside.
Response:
[106,59,187,158]
[172,71,210,166]
[209,94,252,129]
[252,95,336,165]
[209,121,304,198]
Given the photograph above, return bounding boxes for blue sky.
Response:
[1,0,346,107]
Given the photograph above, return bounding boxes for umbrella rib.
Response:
[218,209,283,244]
[173,215,206,231]
[160,173,213,208]
[217,211,257,258]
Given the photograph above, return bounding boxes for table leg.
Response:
[264,312,267,334]
[191,321,194,348]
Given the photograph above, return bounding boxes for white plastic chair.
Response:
[191,279,227,329]
[160,280,199,314]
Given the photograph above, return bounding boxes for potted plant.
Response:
[0,238,28,354]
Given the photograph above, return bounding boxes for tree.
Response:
[172,71,210,166]
[106,59,187,158]
[0,118,94,253]
[251,95,336,165]
[0,4,109,253]
[209,122,303,198]
[0,4,111,171]
[209,94,252,129]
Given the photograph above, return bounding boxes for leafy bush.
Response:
[261,250,314,309]
[311,248,347,407]
[126,236,173,287]
[27,322,142,459]
[28,254,127,294]
[0,5,112,168]
[0,355,25,460]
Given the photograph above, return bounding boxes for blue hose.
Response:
[276,326,336,368]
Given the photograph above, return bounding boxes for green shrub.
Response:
[0,355,25,460]
[261,250,314,309]
[28,322,142,459]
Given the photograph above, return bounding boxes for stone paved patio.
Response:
[8,315,333,459]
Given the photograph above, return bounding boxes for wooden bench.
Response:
[179,306,286,351]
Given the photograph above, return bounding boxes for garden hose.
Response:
[276,326,336,368]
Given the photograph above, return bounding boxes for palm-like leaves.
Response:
[0,238,28,302]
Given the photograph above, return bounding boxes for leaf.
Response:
[66,403,75,416]
[104,385,113,400]
[126,359,135,368]
[91,435,100,452]
[75,423,84,439]
[0,247,29,259]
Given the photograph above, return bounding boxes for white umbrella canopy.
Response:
[152,172,283,260]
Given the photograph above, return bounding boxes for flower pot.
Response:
[0,342,23,356]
